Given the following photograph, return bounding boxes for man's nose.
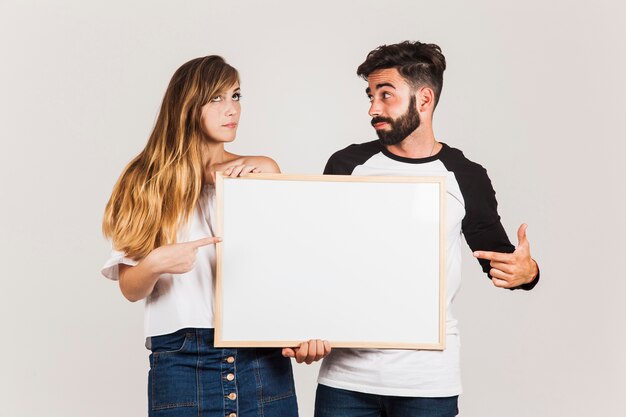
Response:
[368,100,381,117]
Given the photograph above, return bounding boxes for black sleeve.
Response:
[323,154,341,175]
[463,167,539,290]
[323,141,382,175]
[442,150,539,290]
[461,166,513,261]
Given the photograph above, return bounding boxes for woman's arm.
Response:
[119,237,220,302]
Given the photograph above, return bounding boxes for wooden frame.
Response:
[214,173,446,350]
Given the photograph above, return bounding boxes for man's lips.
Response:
[372,122,389,130]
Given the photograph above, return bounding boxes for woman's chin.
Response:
[206,135,237,145]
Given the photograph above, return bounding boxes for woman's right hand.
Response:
[144,237,222,275]
[119,237,221,302]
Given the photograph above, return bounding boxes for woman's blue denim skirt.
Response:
[147,328,298,417]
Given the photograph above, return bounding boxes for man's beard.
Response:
[371,95,420,146]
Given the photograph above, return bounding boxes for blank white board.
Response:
[214,173,446,350]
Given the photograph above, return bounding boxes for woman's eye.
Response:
[232,92,242,101]
[211,95,222,102]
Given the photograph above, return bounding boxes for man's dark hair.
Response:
[357,41,447,107]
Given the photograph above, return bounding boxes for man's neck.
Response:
[386,128,439,159]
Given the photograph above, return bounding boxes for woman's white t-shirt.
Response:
[101,185,218,337]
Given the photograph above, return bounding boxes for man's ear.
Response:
[417,87,435,113]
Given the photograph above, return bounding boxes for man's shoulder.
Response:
[440,143,488,177]
[324,140,382,175]
[440,143,498,200]
[328,140,381,162]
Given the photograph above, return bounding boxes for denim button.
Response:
[228,393,237,400]
[228,413,236,417]
[226,373,235,381]
[226,356,235,363]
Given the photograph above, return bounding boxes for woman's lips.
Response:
[222,123,238,128]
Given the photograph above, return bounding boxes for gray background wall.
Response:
[1,1,624,416]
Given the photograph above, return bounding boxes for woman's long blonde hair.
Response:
[103,56,239,259]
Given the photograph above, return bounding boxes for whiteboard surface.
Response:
[215,174,445,349]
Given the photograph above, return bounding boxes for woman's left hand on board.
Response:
[207,164,260,183]
[223,164,259,177]
[282,339,331,364]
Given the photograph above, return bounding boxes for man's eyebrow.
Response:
[365,83,396,95]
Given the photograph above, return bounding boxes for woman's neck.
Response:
[201,142,244,184]
[201,142,227,166]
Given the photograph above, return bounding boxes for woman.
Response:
[102,56,329,417]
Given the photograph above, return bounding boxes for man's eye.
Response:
[232,92,242,101]
[382,92,391,99]
[367,95,373,102]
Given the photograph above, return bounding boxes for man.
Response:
[315,41,539,417]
